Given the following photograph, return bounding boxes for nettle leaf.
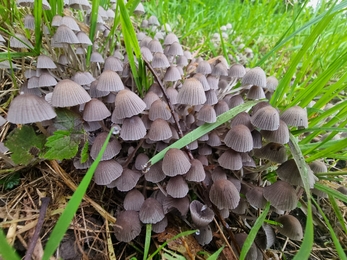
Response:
[5,125,45,165]
[0,172,20,190]
[80,140,89,163]
[53,108,83,132]
[44,130,80,160]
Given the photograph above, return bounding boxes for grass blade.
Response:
[143,224,152,260]
[328,195,347,234]
[0,229,20,260]
[312,198,347,259]
[289,134,314,260]
[42,129,114,260]
[86,0,100,66]
[207,245,224,260]
[145,100,261,168]
[33,0,42,54]
[314,183,347,204]
[239,202,270,260]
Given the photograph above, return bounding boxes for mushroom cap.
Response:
[114,210,141,242]
[148,118,172,141]
[163,65,181,82]
[166,176,189,198]
[7,93,57,124]
[190,200,214,227]
[51,79,91,107]
[263,181,298,211]
[167,42,183,56]
[83,98,111,121]
[193,73,210,91]
[241,67,266,88]
[94,160,123,185]
[111,168,141,192]
[164,32,179,45]
[37,55,57,69]
[250,105,280,131]
[218,149,242,170]
[247,85,266,100]
[280,106,308,128]
[104,56,123,72]
[135,153,149,171]
[145,161,166,183]
[195,225,213,246]
[204,90,218,105]
[277,215,303,241]
[235,233,259,260]
[10,33,34,48]
[197,105,216,123]
[224,124,253,152]
[230,112,253,130]
[149,99,171,121]
[162,148,191,176]
[152,216,168,234]
[162,196,190,216]
[227,94,244,108]
[309,160,327,174]
[209,179,240,209]
[253,142,288,163]
[97,70,124,92]
[261,120,289,144]
[124,189,145,211]
[185,159,206,182]
[246,186,267,209]
[229,64,246,78]
[152,52,170,69]
[139,198,165,224]
[120,116,147,141]
[177,78,206,106]
[113,89,146,119]
[53,24,79,44]
[90,132,121,161]
[196,61,212,75]
[266,76,279,92]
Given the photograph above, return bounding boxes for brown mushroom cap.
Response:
[114,210,142,242]
[162,148,191,176]
[263,181,298,211]
[209,179,240,209]
[139,198,165,224]
[277,215,303,241]
[7,93,57,124]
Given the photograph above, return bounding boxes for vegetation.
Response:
[0,0,346,259]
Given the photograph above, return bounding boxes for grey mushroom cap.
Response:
[241,67,266,88]
[139,198,165,224]
[7,93,57,124]
[94,160,123,185]
[224,124,253,152]
[190,200,215,227]
[162,148,191,176]
[166,176,189,198]
[209,179,240,209]
[114,210,142,242]
[277,215,303,241]
[177,78,207,106]
[280,106,308,128]
[113,89,146,119]
[250,105,280,131]
[263,181,298,211]
[124,189,145,211]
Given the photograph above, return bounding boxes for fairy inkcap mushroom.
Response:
[246,186,267,209]
[250,105,280,131]
[114,210,141,242]
[166,176,189,198]
[263,180,298,211]
[51,79,91,107]
[139,198,165,224]
[53,25,79,44]
[177,78,206,106]
[124,189,145,211]
[190,200,214,227]
[111,168,141,192]
[94,160,123,185]
[195,225,213,246]
[162,148,191,176]
[7,93,57,124]
[280,106,308,128]
[209,179,240,209]
[113,89,146,119]
[276,215,303,241]
[261,120,289,144]
[224,124,253,153]
[148,118,172,141]
[149,99,171,121]
[83,98,111,122]
[241,66,266,88]
[218,149,242,170]
[90,132,121,161]
[253,142,288,163]
[120,116,147,141]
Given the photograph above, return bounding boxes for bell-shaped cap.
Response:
[162,148,191,176]
[250,105,280,131]
[139,198,165,224]
[114,210,141,242]
[263,181,298,211]
[177,78,206,106]
[113,89,146,119]
[280,106,308,128]
[166,176,189,198]
[224,124,253,152]
[124,189,145,211]
[209,179,240,209]
[7,93,56,124]
[277,215,303,241]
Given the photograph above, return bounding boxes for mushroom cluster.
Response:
[4,0,336,255]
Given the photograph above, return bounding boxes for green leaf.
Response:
[143,224,152,260]
[44,130,80,160]
[0,172,20,190]
[80,140,89,164]
[5,125,45,165]
[207,245,225,260]
[0,229,21,260]
[314,183,347,204]
[53,108,84,132]
[240,202,270,260]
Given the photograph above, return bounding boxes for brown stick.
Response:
[24,197,50,260]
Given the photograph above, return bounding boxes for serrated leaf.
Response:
[0,172,20,190]
[80,140,89,163]
[53,108,83,132]
[5,125,45,165]
[44,130,80,160]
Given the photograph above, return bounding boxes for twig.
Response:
[24,197,50,260]
[143,58,194,160]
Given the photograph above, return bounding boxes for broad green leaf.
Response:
[5,125,45,165]
[44,130,80,160]
[53,108,84,132]
[42,129,114,260]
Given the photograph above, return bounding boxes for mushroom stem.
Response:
[35,122,49,136]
